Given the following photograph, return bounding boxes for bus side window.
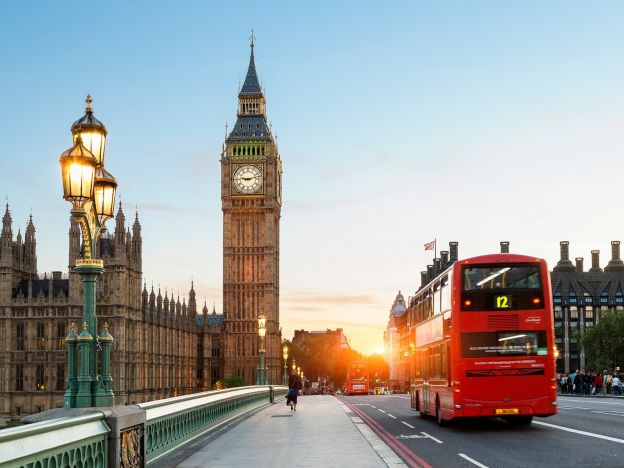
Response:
[441,345,448,380]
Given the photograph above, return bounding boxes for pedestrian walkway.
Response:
[153,395,405,467]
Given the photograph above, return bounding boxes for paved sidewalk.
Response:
[157,395,404,467]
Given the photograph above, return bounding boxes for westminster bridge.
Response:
[2,388,624,467]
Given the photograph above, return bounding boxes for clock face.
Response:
[233,165,263,194]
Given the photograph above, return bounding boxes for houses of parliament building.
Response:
[0,39,283,425]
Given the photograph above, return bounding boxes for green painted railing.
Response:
[0,413,109,468]
[140,385,287,463]
[0,385,287,467]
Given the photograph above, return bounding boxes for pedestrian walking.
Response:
[612,375,622,396]
[286,372,303,411]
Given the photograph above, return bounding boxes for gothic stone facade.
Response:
[0,204,224,425]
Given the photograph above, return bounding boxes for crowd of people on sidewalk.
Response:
[557,369,622,396]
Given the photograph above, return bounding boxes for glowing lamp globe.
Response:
[59,137,97,208]
[94,167,117,225]
[257,314,267,338]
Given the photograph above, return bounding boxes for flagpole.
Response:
[434,238,437,260]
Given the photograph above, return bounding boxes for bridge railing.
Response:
[0,385,287,468]
[140,385,288,463]
[0,412,109,467]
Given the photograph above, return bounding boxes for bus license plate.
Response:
[495,408,519,415]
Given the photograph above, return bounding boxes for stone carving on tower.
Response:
[221,34,283,384]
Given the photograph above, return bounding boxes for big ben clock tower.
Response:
[221,35,282,384]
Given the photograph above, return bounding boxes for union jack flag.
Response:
[424,240,436,251]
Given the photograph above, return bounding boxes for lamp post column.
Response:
[76,322,94,408]
[95,322,114,406]
[63,323,78,408]
[75,260,104,380]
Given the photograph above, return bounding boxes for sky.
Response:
[1,1,624,354]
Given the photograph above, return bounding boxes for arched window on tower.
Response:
[16,322,25,351]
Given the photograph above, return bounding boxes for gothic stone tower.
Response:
[221,37,282,384]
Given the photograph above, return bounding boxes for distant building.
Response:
[292,328,350,352]
[551,241,624,373]
[383,291,407,390]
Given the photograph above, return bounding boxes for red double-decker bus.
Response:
[409,253,557,425]
[344,361,369,395]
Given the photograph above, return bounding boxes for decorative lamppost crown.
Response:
[71,94,108,166]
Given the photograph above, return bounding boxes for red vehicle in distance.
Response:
[344,361,369,395]
[409,253,557,425]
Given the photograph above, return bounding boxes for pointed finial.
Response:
[70,322,76,332]
[85,94,93,112]
[250,29,255,48]
[103,321,109,332]
[82,321,88,330]
[225,122,229,139]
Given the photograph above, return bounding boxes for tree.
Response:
[222,375,246,388]
[580,309,624,371]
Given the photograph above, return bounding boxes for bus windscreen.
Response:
[463,265,541,291]
[461,265,544,311]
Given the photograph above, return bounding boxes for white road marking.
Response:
[459,453,489,468]
[352,403,371,406]
[534,421,624,444]
[558,398,624,407]
[591,411,624,417]
[402,421,415,429]
[350,416,364,423]
[558,406,592,410]
[397,434,428,439]
[378,409,386,413]
[388,414,397,419]
[390,396,410,399]
[421,432,443,444]
[371,405,377,409]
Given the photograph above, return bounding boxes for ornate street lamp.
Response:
[282,345,289,386]
[61,95,116,409]
[256,314,268,385]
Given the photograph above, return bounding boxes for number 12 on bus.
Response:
[408,253,557,426]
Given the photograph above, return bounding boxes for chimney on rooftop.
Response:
[589,250,602,272]
[500,241,509,253]
[449,242,458,263]
[440,251,449,268]
[575,257,583,273]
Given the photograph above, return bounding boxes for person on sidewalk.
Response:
[612,375,622,396]
[286,372,303,411]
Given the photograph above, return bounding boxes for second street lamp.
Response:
[282,345,288,386]
[60,95,117,408]
[256,314,268,385]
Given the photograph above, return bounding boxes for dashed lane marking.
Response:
[533,421,624,444]
[402,421,415,429]
[370,405,377,409]
[388,414,397,419]
[378,409,386,413]
[459,453,489,468]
